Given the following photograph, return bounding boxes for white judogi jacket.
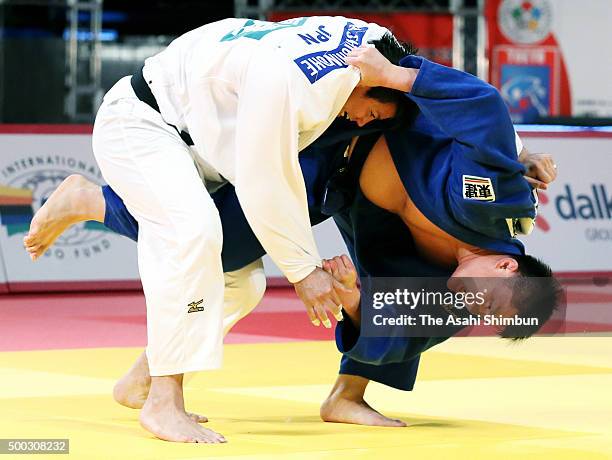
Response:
[143,17,389,282]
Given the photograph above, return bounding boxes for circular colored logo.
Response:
[498,0,552,44]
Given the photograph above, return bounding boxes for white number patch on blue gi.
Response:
[294,22,368,84]
[463,175,496,202]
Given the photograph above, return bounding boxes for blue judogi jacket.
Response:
[102,56,535,391]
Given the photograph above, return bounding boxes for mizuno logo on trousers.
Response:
[187,299,205,313]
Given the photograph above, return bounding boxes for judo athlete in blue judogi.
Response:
[317,48,560,426]
[24,48,560,427]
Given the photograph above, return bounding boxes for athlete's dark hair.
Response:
[501,254,564,340]
[365,33,419,125]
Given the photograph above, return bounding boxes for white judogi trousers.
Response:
[222,259,266,336]
[93,77,231,376]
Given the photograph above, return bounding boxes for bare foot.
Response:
[114,352,208,423]
[23,174,104,260]
[113,352,151,410]
[321,393,406,427]
[140,375,225,443]
[114,378,208,423]
[140,403,221,442]
[320,374,406,427]
[115,380,207,423]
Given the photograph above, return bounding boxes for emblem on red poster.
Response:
[498,0,553,45]
[492,46,559,123]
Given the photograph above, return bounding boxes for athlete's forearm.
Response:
[346,46,418,93]
[383,64,418,93]
[234,50,321,283]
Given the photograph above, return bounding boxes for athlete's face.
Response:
[447,276,519,317]
[339,86,397,127]
[448,255,520,317]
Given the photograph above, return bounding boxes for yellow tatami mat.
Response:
[1,337,611,459]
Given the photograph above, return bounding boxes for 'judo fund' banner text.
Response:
[0,127,139,290]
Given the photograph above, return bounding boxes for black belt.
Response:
[130,66,194,146]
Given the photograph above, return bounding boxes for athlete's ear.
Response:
[495,257,519,273]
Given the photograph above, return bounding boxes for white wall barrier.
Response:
[0,126,140,291]
[0,126,610,291]
[519,129,612,274]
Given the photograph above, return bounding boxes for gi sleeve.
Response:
[401,55,522,169]
[335,307,448,366]
[233,47,321,283]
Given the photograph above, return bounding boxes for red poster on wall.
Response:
[492,45,560,123]
[268,11,453,66]
[486,0,572,122]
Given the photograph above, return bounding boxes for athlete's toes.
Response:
[27,243,42,254]
[23,234,37,247]
[205,427,226,443]
[24,245,37,256]
[187,412,208,423]
[30,247,46,260]
[24,240,40,251]
[194,427,226,444]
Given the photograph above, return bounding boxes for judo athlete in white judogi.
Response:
[89,16,405,443]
